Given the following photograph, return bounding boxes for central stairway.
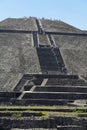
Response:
[36,47,66,74]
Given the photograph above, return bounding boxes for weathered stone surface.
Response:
[61,49,87,75]
[0,46,41,91]
[0,17,38,31]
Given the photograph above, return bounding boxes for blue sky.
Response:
[0,0,87,30]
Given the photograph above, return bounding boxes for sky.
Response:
[0,0,87,30]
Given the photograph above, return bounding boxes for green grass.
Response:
[0,105,87,109]
[73,109,86,113]
[0,105,87,118]
[11,112,22,118]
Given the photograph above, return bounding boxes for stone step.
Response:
[11,128,57,130]
[46,78,87,86]
[22,92,87,100]
[57,125,86,130]
[34,86,87,93]
[0,98,73,106]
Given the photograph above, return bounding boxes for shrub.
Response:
[11,112,22,118]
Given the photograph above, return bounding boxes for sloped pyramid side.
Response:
[0,18,38,31]
[40,18,82,33]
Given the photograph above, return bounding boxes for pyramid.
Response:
[0,17,87,129]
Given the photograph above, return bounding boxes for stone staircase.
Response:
[36,48,66,73]
[0,74,87,129]
[0,74,87,106]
